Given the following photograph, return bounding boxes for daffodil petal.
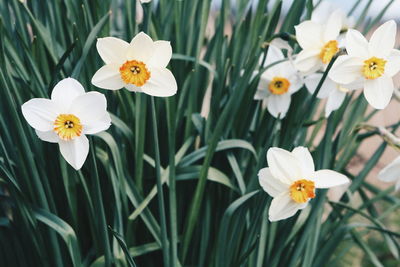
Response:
[288,75,303,94]
[258,167,288,197]
[127,32,155,63]
[294,49,321,73]
[266,94,291,118]
[385,49,400,77]
[51,78,85,111]
[69,92,111,134]
[314,170,350,188]
[148,41,172,68]
[267,147,303,184]
[268,192,306,222]
[305,73,336,99]
[59,135,89,170]
[328,55,363,84]
[295,21,323,50]
[91,64,125,90]
[325,89,346,117]
[35,130,59,143]
[254,89,269,100]
[264,45,285,67]
[345,29,369,58]
[141,67,177,97]
[125,84,143,92]
[363,76,394,109]
[369,20,396,57]
[21,99,59,132]
[96,37,129,64]
[378,156,400,183]
[291,147,315,178]
[323,10,342,42]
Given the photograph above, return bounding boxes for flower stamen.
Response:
[319,40,339,64]
[363,57,386,80]
[269,77,290,95]
[120,60,151,86]
[54,114,83,140]
[289,179,315,203]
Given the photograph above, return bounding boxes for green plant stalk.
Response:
[150,96,170,266]
[166,97,178,266]
[89,139,112,266]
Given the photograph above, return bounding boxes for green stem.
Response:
[150,96,170,266]
[166,97,178,266]
[89,138,112,267]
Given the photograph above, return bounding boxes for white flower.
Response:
[91,32,177,97]
[304,73,359,117]
[254,45,303,118]
[140,0,151,3]
[294,10,343,74]
[378,156,400,191]
[21,78,111,170]
[258,147,350,221]
[329,20,400,109]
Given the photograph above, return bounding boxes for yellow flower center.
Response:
[362,57,386,80]
[289,179,315,203]
[119,60,151,86]
[54,114,83,141]
[269,77,290,95]
[319,40,339,64]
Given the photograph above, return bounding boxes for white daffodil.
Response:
[92,32,177,97]
[21,78,111,170]
[294,10,343,74]
[329,20,400,109]
[254,45,303,118]
[378,156,400,191]
[258,147,350,221]
[304,73,354,117]
[140,0,151,3]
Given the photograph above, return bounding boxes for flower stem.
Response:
[150,96,170,266]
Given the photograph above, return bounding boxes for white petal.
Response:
[148,40,172,68]
[21,99,59,132]
[385,49,400,77]
[254,89,269,100]
[83,113,112,135]
[127,32,155,63]
[96,37,129,64]
[51,78,85,111]
[268,192,306,222]
[69,92,111,134]
[325,89,346,117]
[266,94,291,118]
[258,167,288,197]
[294,49,321,73]
[369,20,396,57]
[305,73,336,99]
[378,156,400,183]
[264,45,284,67]
[267,147,302,184]
[295,21,324,50]
[35,130,59,143]
[141,67,177,97]
[125,84,143,92]
[291,147,315,178]
[345,29,369,58]
[323,10,342,42]
[59,135,89,170]
[363,76,394,109]
[314,170,350,188]
[328,55,363,84]
[91,64,125,90]
[288,75,303,94]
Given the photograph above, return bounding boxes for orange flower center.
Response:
[289,179,315,203]
[269,77,290,95]
[119,60,151,86]
[54,114,83,140]
[319,40,339,64]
